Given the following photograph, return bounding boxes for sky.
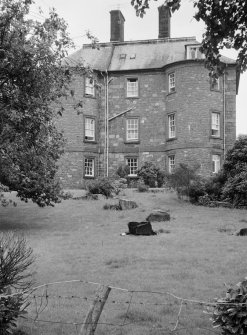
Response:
[31,0,247,136]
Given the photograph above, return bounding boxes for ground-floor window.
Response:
[84,158,95,177]
[126,157,138,176]
[168,155,175,173]
[212,154,220,173]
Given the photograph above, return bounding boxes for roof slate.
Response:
[65,37,236,71]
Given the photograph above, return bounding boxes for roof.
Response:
[65,37,236,72]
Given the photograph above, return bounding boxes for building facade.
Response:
[58,6,238,188]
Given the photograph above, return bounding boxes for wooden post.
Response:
[79,285,111,335]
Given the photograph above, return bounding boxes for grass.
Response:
[1,189,247,335]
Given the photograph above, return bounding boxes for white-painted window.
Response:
[168,114,176,138]
[85,77,95,96]
[127,78,138,97]
[212,154,221,174]
[168,73,175,93]
[211,112,220,137]
[168,155,175,173]
[126,158,138,176]
[126,118,139,141]
[85,117,95,141]
[186,45,205,60]
[85,158,94,177]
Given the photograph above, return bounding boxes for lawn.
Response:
[1,189,247,335]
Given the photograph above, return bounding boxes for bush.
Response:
[116,165,130,179]
[0,233,34,335]
[137,162,166,188]
[168,163,205,201]
[211,278,247,334]
[86,177,114,198]
[111,178,127,195]
[137,179,149,192]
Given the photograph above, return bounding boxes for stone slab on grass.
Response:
[146,210,170,222]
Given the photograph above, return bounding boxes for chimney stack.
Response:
[158,5,171,38]
[110,10,125,42]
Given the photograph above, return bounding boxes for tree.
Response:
[131,0,246,76]
[0,0,77,206]
[221,135,247,206]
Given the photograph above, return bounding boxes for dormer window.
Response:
[85,77,95,96]
[186,44,205,60]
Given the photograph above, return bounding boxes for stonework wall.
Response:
[57,61,237,187]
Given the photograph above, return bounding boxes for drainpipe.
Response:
[223,72,226,159]
[106,70,109,177]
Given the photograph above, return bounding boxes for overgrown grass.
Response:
[1,189,247,334]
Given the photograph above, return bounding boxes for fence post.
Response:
[79,285,111,335]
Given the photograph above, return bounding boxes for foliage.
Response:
[220,136,247,206]
[0,233,34,334]
[116,165,130,179]
[168,163,205,201]
[137,179,149,192]
[103,203,122,210]
[111,178,128,195]
[86,177,114,198]
[131,0,245,75]
[211,278,247,335]
[0,0,82,206]
[137,162,166,188]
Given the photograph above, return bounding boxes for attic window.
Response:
[130,54,136,59]
[120,54,126,59]
[186,45,205,60]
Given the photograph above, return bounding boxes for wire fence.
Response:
[16,279,222,335]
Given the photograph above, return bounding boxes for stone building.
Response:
[58,6,239,188]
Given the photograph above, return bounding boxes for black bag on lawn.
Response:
[128,221,156,235]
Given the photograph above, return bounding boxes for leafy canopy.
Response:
[0,0,76,206]
[131,0,246,75]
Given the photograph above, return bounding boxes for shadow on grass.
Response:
[0,220,49,231]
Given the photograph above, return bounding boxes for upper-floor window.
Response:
[126,157,138,176]
[84,158,95,177]
[126,118,139,142]
[85,77,95,96]
[85,117,95,141]
[210,77,220,91]
[168,113,176,138]
[186,44,205,60]
[168,73,175,93]
[126,78,139,97]
[168,155,175,174]
[211,112,220,137]
[212,154,220,174]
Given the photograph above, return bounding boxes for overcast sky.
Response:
[31,0,247,136]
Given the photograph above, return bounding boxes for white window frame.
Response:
[84,158,95,177]
[168,114,176,138]
[127,78,138,98]
[186,45,205,60]
[168,73,175,93]
[126,118,139,142]
[211,112,220,137]
[85,117,95,141]
[168,155,175,174]
[212,154,220,174]
[126,158,138,176]
[85,77,95,96]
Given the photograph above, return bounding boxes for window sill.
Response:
[210,136,221,140]
[126,96,139,99]
[84,175,95,179]
[210,88,221,93]
[124,140,140,144]
[84,140,97,144]
[84,94,96,99]
[166,137,177,142]
[167,90,176,96]
[128,175,138,178]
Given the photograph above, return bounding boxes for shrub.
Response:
[137,162,166,188]
[103,203,121,210]
[111,178,127,195]
[116,165,130,178]
[211,278,247,334]
[86,177,114,198]
[0,233,34,335]
[137,179,149,192]
[168,163,205,201]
